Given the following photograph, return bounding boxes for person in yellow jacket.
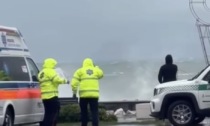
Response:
[71,58,103,126]
[38,58,68,126]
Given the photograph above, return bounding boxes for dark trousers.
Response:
[40,97,60,126]
[79,98,99,126]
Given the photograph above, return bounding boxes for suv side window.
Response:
[203,70,210,82]
[26,58,39,82]
[0,56,30,81]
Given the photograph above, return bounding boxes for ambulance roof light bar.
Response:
[0,25,30,56]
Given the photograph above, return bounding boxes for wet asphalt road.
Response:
[25,118,210,126]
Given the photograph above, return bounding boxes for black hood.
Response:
[165,54,173,64]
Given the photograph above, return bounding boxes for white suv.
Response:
[150,65,210,126]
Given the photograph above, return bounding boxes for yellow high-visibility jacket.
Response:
[71,58,103,98]
[38,58,67,100]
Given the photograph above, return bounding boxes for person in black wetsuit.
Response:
[158,54,178,84]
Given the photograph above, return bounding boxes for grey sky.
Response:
[0,0,206,63]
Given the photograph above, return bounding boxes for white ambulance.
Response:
[0,25,44,126]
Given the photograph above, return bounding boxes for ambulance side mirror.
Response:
[32,75,38,82]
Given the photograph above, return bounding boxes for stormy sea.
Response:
[37,59,206,101]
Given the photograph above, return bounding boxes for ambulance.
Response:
[0,25,44,126]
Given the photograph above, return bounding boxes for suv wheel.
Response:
[167,100,195,126]
[3,109,14,126]
[194,116,205,124]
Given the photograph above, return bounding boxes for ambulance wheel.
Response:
[167,100,195,126]
[3,109,14,126]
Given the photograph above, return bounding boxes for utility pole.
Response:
[189,0,210,65]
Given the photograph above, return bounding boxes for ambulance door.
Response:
[26,57,44,122]
[0,56,32,123]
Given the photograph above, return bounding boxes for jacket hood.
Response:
[165,54,173,64]
[43,58,57,69]
[83,58,94,67]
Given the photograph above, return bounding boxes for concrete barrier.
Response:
[136,103,154,120]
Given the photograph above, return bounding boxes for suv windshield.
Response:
[189,65,209,81]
